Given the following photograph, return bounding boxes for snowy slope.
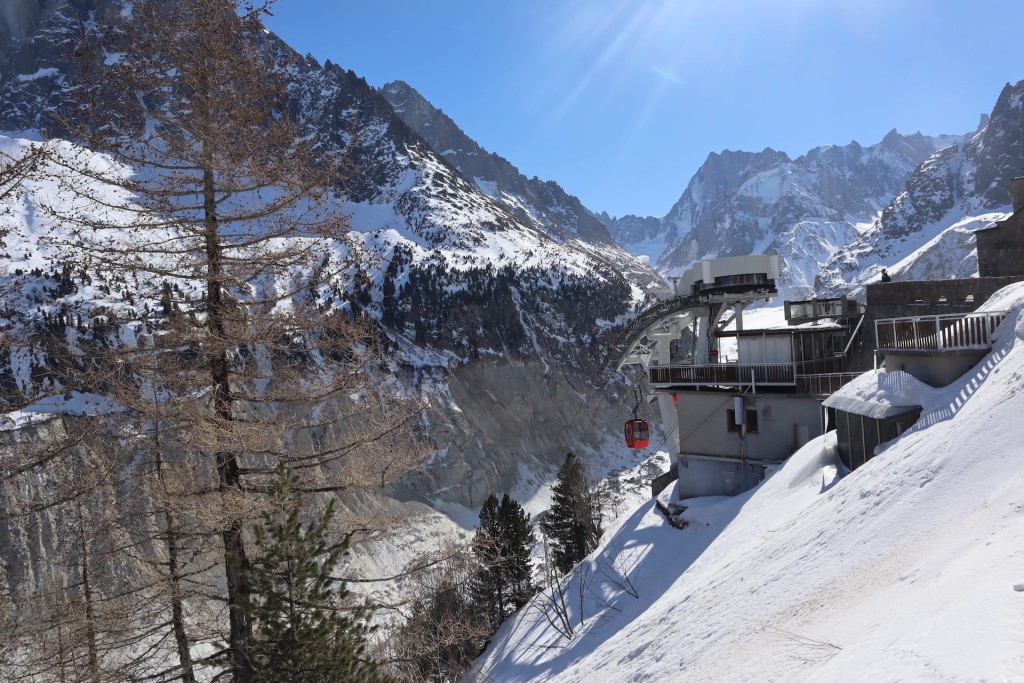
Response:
[0,132,673,620]
[379,80,664,291]
[476,281,1024,681]
[0,1,641,365]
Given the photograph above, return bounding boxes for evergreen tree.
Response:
[243,464,391,683]
[540,453,603,575]
[472,494,535,624]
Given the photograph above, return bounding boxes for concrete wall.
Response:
[674,391,741,458]
[674,392,823,462]
[670,391,823,498]
[977,209,1024,278]
[674,458,765,499]
[744,395,823,460]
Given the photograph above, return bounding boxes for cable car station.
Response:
[612,254,865,498]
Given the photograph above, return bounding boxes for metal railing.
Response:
[649,362,795,387]
[875,310,1007,352]
[793,356,847,376]
[649,364,860,395]
[796,372,861,396]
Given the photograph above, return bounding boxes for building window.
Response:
[726,409,758,433]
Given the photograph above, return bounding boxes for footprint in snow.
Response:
[1014,584,1024,592]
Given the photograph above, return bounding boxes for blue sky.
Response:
[265,1,1024,218]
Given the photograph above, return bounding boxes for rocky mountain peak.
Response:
[0,0,659,514]
[379,79,664,292]
[877,128,941,159]
[816,79,1024,295]
[604,127,963,300]
[380,79,421,113]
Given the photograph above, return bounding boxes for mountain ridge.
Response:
[379,80,665,292]
[817,79,1024,294]
[380,79,617,246]
[601,130,966,298]
[0,0,647,516]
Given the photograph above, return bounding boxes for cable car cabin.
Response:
[624,419,650,448]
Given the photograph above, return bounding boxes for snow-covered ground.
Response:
[475,282,1024,681]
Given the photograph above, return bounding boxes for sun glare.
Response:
[536,0,915,131]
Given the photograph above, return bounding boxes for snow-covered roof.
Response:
[822,369,933,419]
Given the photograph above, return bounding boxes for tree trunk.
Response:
[165,512,197,683]
[77,502,102,683]
[204,163,252,681]
[155,433,197,683]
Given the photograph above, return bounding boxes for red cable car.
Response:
[624,418,650,449]
[624,387,650,448]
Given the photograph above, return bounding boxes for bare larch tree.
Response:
[0,0,427,679]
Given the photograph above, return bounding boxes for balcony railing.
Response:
[794,356,848,376]
[875,311,1007,353]
[795,372,860,396]
[649,362,861,396]
[649,363,796,387]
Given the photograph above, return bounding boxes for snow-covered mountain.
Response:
[0,0,649,514]
[379,80,664,290]
[378,77,999,304]
[379,81,613,246]
[475,281,1024,681]
[603,131,963,299]
[600,79,1024,302]
[818,81,1024,294]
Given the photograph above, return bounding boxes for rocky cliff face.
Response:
[817,81,1024,294]
[602,132,961,299]
[0,0,65,47]
[658,147,794,265]
[380,80,613,246]
[379,80,664,291]
[595,212,664,253]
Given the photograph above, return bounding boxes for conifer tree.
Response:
[0,2,424,680]
[472,493,535,624]
[243,464,391,683]
[540,453,603,575]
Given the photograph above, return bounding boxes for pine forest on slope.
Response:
[0,0,653,513]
